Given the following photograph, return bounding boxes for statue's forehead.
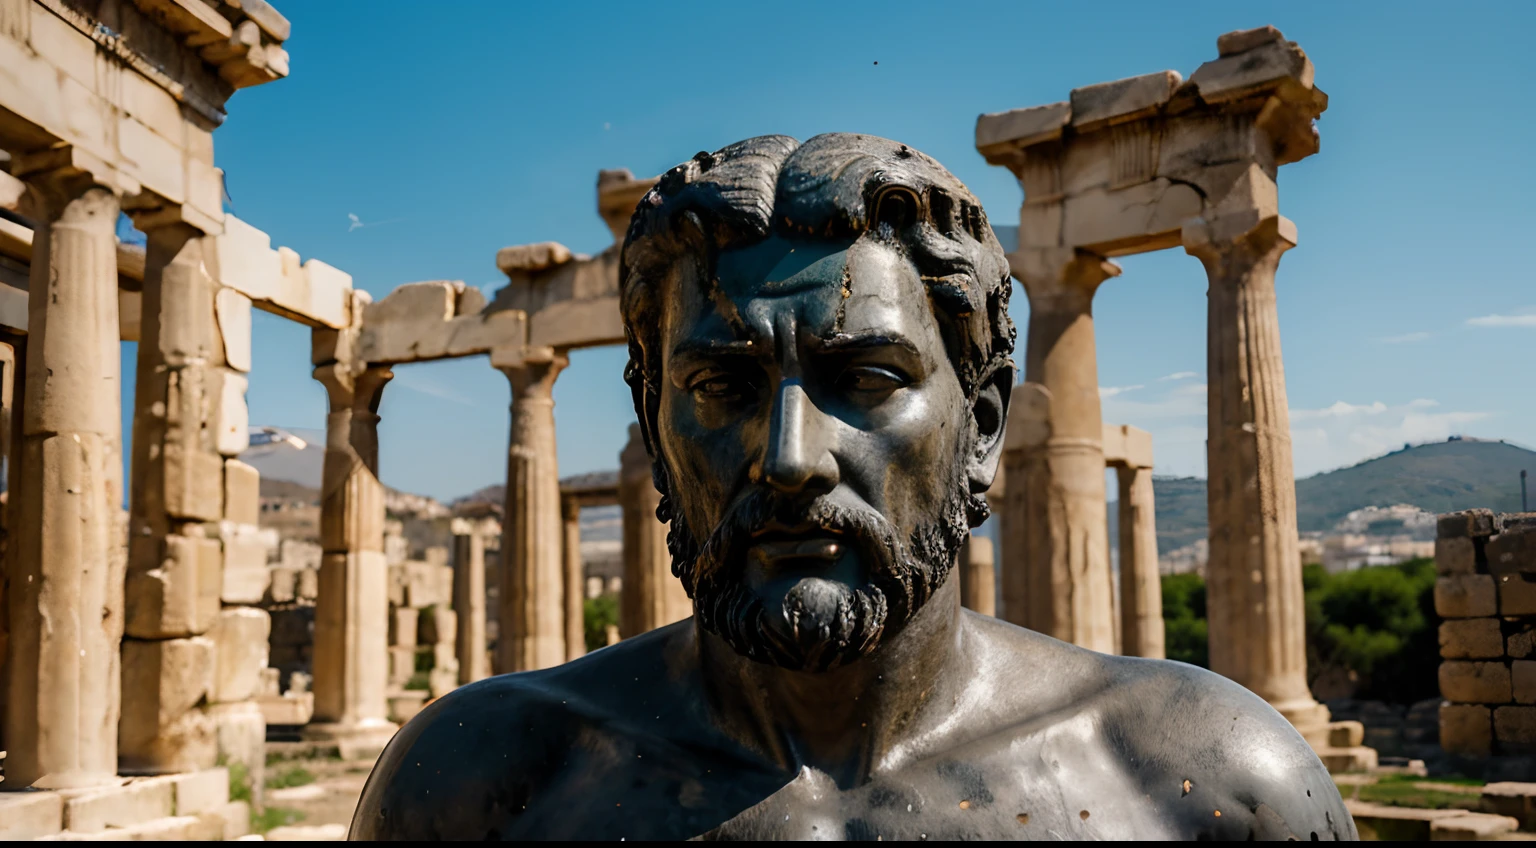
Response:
[716,237,853,300]
[664,235,938,363]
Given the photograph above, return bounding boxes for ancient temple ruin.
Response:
[975,26,1368,768]
[0,1,1395,837]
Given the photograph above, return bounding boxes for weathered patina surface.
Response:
[352,134,1353,841]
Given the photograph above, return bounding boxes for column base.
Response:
[1272,697,1381,773]
[301,718,398,762]
[28,772,127,792]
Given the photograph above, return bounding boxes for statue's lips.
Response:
[747,530,844,563]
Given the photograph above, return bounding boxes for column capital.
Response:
[13,145,140,209]
[313,362,394,413]
[122,192,223,238]
[497,347,569,400]
[1009,246,1121,306]
[1181,212,1296,264]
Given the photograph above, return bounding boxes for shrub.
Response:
[584,594,619,652]
[1158,557,1438,703]
[1162,572,1209,668]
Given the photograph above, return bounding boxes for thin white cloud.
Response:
[1099,384,1144,399]
[347,213,407,232]
[1158,371,1198,382]
[1467,313,1536,328]
[390,372,476,406]
[1288,398,1488,477]
[1377,331,1432,344]
[1102,385,1490,480]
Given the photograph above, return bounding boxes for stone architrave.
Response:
[1010,248,1119,653]
[496,348,568,672]
[620,423,691,638]
[1116,464,1164,659]
[4,175,125,789]
[451,523,490,684]
[561,496,586,662]
[307,360,396,746]
[959,534,997,617]
[1184,212,1322,730]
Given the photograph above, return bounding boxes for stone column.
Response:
[1008,247,1119,653]
[561,495,585,662]
[0,332,22,754]
[4,175,124,788]
[496,348,567,672]
[1184,213,1323,729]
[451,521,489,684]
[116,220,226,775]
[620,423,690,638]
[307,362,397,750]
[958,534,996,617]
[1116,465,1164,658]
[995,395,1026,627]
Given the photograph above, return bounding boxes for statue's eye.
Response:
[691,372,752,400]
[839,365,907,398]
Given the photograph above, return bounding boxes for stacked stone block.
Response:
[0,766,249,840]
[262,538,321,693]
[384,537,457,723]
[120,225,273,799]
[254,667,313,729]
[1437,509,1536,760]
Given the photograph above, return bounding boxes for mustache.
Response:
[686,488,917,613]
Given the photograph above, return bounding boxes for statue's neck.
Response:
[696,575,967,788]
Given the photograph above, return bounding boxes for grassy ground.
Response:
[1336,774,1484,811]
[257,743,378,834]
[266,765,317,789]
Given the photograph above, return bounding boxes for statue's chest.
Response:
[699,725,1177,841]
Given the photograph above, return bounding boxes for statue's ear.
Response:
[967,364,1013,497]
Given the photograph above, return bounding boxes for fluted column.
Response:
[4,176,124,788]
[1009,247,1119,652]
[561,496,586,661]
[0,333,21,746]
[497,349,568,672]
[1184,212,1321,728]
[308,363,396,744]
[619,423,691,638]
[451,522,489,684]
[958,534,996,617]
[1116,465,1164,658]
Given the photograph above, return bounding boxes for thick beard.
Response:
[667,482,972,673]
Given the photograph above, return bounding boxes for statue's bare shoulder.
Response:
[350,622,773,840]
[963,612,1356,840]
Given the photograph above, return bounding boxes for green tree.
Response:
[1306,557,1438,702]
[1159,558,1439,703]
[1162,572,1209,668]
[584,594,619,652]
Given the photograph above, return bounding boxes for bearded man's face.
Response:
[652,233,976,672]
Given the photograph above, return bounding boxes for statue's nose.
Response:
[757,380,839,497]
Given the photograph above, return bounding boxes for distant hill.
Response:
[243,425,448,518]
[244,426,326,490]
[1294,438,1532,529]
[1133,438,1536,554]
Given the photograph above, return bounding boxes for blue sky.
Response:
[123,0,1535,502]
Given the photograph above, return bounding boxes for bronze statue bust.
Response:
[351,134,1355,841]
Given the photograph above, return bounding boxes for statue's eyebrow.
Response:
[812,332,921,358]
[669,338,759,361]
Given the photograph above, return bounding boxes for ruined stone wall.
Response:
[384,539,457,724]
[262,538,321,695]
[1436,509,1536,762]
